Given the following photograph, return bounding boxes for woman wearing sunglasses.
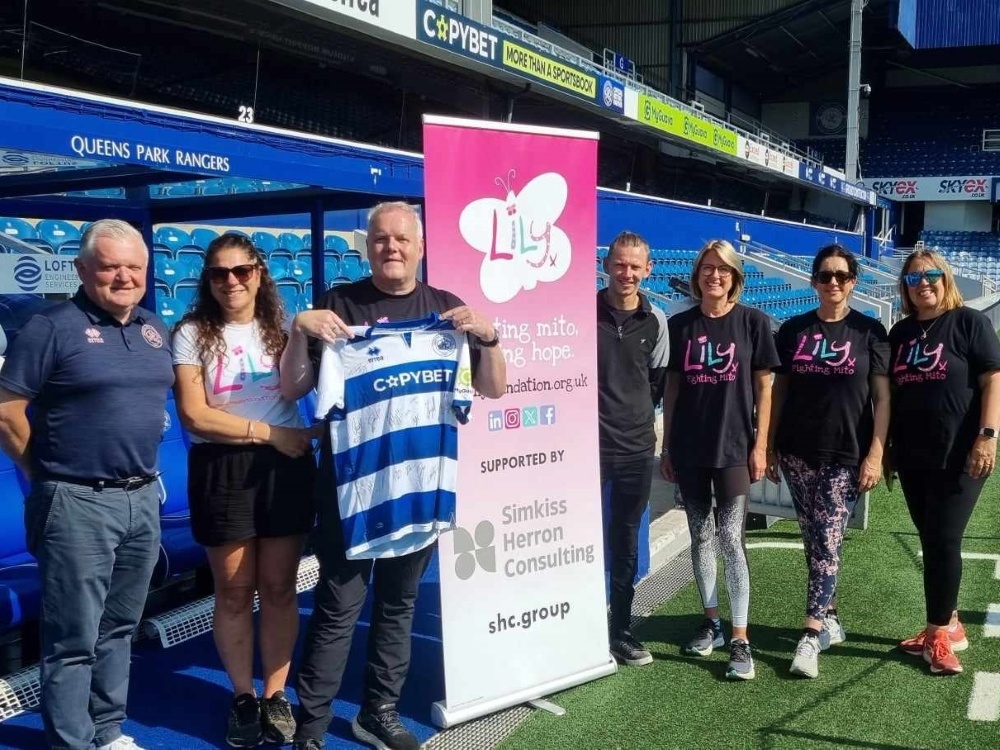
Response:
[766,244,890,678]
[172,233,318,746]
[660,239,780,681]
[886,248,1000,675]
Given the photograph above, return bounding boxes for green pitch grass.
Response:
[500,477,1000,750]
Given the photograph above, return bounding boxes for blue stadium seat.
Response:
[279,233,305,253]
[252,231,279,254]
[154,256,181,286]
[175,255,203,281]
[324,258,341,283]
[190,228,220,250]
[158,298,182,329]
[155,227,192,254]
[57,240,81,256]
[276,281,302,313]
[0,218,37,241]
[35,220,81,250]
[269,257,291,280]
[285,260,311,284]
[325,235,351,254]
[340,254,363,280]
[173,281,199,311]
[295,251,313,267]
[269,248,294,263]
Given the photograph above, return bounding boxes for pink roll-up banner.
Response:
[422,115,614,728]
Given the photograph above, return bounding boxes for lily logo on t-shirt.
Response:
[892,338,947,383]
[792,334,855,374]
[212,348,280,395]
[684,335,739,384]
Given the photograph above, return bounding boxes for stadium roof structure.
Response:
[688,0,896,99]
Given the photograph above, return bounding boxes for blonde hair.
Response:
[898,249,963,316]
[690,239,745,303]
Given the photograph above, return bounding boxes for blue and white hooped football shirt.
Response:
[315,315,474,559]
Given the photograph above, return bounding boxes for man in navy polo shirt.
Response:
[0,219,174,750]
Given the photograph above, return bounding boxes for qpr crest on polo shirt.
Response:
[141,323,163,349]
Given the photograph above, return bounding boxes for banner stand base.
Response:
[527,698,565,716]
[430,657,617,729]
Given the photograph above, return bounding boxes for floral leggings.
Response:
[779,454,859,620]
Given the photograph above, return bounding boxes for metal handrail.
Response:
[745,241,896,300]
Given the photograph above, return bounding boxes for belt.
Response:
[45,474,160,491]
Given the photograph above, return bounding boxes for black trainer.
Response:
[292,740,323,750]
[610,631,653,666]
[351,704,420,750]
[226,693,262,748]
[261,690,296,744]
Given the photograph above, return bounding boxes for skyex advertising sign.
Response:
[864,176,995,201]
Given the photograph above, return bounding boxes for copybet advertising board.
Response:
[864,175,995,202]
[0,254,79,295]
[422,115,613,727]
[500,40,597,102]
[634,94,737,157]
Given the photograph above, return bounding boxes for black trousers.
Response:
[601,452,654,637]
[294,509,435,742]
[897,466,985,626]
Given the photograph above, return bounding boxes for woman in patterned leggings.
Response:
[767,244,890,678]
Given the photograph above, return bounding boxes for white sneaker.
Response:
[823,614,846,645]
[790,634,821,678]
[97,735,145,750]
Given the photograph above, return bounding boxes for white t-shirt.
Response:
[172,320,303,443]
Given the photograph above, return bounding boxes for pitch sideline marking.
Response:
[968,673,1000,722]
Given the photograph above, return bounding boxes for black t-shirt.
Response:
[889,306,1000,471]
[774,309,890,466]
[666,304,780,468]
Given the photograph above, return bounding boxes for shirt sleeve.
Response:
[648,306,670,406]
[666,315,684,372]
[452,334,474,425]
[0,315,58,399]
[171,323,202,367]
[773,320,794,375]
[868,320,891,377]
[314,340,346,420]
[750,309,781,371]
[966,309,1000,376]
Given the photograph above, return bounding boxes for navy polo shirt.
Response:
[0,288,175,480]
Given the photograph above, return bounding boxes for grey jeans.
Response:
[26,479,160,750]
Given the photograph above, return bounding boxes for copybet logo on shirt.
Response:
[683,335,739,384]
[792,334,855,375]
[892,338,947,383]
[373,367,454,392]
[460,170,571,303]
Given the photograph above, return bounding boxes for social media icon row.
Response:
[487,405,556,431]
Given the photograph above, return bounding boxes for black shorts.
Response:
[187,443,317,547]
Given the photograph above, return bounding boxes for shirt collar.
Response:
[598,288,651,316]
[73,287,146,326]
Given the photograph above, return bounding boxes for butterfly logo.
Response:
[459,169,571,303]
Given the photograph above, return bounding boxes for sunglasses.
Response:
[814,270,855,284]
[205,263,258,283]
[903,269,944,287]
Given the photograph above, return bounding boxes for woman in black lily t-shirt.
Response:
[660,239,780,681]
[888,249,1000,676]
[766,245,890,679]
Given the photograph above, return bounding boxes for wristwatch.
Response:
[478,329,501,348]
[979,427,997,439]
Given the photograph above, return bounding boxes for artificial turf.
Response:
[499,477,1000,750]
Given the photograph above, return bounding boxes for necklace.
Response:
[918,314,942,340]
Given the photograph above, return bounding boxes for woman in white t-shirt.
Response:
[172,233,316,748]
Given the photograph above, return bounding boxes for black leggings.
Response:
[897,466,985,626]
